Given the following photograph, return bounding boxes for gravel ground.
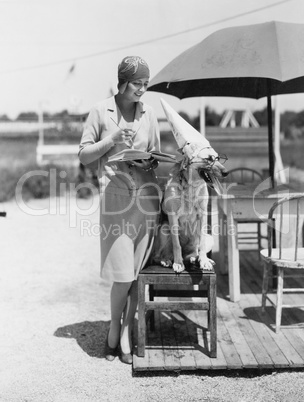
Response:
[0,194,304,402]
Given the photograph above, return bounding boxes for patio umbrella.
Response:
[148,20,304,187]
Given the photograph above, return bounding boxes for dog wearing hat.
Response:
[151,99,228,273]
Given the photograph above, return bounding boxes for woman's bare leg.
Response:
[108,281,132,348]
[120,280,138,354]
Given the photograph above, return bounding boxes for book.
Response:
[107,149,177,163]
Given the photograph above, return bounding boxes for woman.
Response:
[78,56,161,364]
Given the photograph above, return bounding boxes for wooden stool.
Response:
[137,265,217,358]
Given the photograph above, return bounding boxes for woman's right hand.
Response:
[111,129,134,146]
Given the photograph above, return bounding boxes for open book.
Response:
[108,149,177,163]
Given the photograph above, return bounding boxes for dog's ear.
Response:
[183,142,200,157]
[181,143,193,158]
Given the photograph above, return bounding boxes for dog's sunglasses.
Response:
[190,153,228,167]
[210,153,228,166]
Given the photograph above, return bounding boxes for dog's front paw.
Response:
[172,262,185,273]
[160,259,173,268]
[199,256,215,271]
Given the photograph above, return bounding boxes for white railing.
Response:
[0,121,61,133]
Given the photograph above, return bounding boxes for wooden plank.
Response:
[227,205,240,302]
[240,252,304,367]
[211,252,287,369]
[133,348,150,371]
[218,286,273,367]
[216,307,243,369]
[145,301,209,311]
[137,279,146,357]
[216,296,258,368]
[272,293,304,364]
[170,311,197,370]
[133,315,150,371]
[286,294,304,334]
[241,253,304,367]
[191,309,227,369]
[226,299,274,368]
[217,274,274,368]
[147,311,166,371]
[185,310,212,369]
[239,286,289,367]
[159,311,181,370]
[226,257,283,369]
[258,290,304,364]
[208,276,217,357]
[243,252,304,367]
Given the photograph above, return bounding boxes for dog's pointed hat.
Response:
[160,98,211,149]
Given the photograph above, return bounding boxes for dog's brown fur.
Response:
[152,142,228,272]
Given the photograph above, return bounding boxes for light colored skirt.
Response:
[99,189,160,282]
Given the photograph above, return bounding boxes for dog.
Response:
[151,141,228,273]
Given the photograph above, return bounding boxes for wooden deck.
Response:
[133,250,304,372]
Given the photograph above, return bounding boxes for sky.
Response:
[1,0,304,119]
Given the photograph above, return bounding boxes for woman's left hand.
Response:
[131,158,159,171]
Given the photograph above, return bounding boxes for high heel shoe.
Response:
[105,343,118,362]
[120,352,133,365]
[105,332,118,362]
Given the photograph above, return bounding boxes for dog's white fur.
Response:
[152,142,228,273]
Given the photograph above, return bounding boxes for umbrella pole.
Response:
[267,81,275,188]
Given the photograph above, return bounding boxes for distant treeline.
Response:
[2,106,304,138]
[0,110,86,123]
